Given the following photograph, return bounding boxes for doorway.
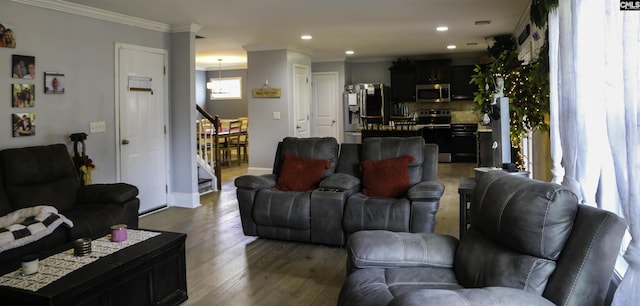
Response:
[115,43,168,214]
[293,64,310,137]
[311,71,340,140]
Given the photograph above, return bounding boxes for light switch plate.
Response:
[273,112,280,120]
[90,121,106,133]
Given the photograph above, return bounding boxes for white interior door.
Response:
[294,64,310,137]
[311,72,339,139]
[116,44,168,214]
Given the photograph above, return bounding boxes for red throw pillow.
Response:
[276,153,331,191]
[361,155,415,198]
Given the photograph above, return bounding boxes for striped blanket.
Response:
[0,206,73,253]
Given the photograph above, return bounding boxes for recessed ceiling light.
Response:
[447,45,457,49]
[345,50,355,55]
[436,26,448,32]
[301,35,312,40]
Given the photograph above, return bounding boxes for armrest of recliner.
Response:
[319,173,360,192]
[388,287,555,306]
[76,183,139,204]
[407,180,445,200]
[234,174,277,189]
[347,230,458,273]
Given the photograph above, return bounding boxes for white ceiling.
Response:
[63,0,531,70]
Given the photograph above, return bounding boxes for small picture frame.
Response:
[12,112,35,137]
[11,83,35,107]
[12,55,35,79]
[44,72,65,94]
[0,23,17,48]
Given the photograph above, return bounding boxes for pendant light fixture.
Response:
[206,58,229,95]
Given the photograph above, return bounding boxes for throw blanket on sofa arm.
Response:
[0,205,74,253]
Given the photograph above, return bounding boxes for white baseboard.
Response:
[168,192,201,209]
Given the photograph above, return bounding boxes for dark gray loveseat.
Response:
[0,144,140,267]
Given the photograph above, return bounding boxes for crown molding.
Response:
[243,43,312,56]
[11,0,171,32]
[171,24,202,34]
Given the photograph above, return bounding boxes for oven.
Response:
[451,124,478,163]
[417,109,452,162]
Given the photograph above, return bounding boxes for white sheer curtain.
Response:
[548,0,639,304]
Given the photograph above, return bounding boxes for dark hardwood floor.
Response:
[139,162,475,306]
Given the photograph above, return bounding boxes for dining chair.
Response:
[236,117,249,162]
[220,119,242,167]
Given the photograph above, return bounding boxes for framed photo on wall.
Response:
[0,23,16,48]
[12,112,35,137]
[11,83,35,107]
[44,72,65,94]
[12,55,35,79]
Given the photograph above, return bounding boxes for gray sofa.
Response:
[339,171,627,306]
[234,136,444,246]
[0,144,140,267]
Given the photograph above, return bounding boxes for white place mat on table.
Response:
[0,229,161,292]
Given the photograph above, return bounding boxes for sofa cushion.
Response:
[454,228,557,294]
[276,153,330,191]
[388,287,555,306]
[63,204,128,240]
[338,267,461,306]
[362,137,424,185]
[347,230,458,271]
[252,189,311,230]
[343,193,410,233]
[276,137,339,179]
[470,171,579,260]
[361,155,414,198]
[0,144,79,212]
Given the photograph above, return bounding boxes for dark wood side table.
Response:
[458,177,476,239]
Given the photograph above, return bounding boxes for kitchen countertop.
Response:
[358,123,492,132]
[451,110,492,132]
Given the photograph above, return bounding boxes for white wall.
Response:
[0,1,170,184]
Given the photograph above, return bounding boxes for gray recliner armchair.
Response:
[337,137,444,234]
[234,137,358,246]
[339,170,627,306]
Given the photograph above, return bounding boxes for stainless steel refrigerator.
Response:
[343,83,389,143]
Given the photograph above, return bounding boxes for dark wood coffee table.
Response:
[0,230,187,306]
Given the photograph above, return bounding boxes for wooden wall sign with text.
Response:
[252,88,281,98]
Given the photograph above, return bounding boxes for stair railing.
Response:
[196,105,222,190]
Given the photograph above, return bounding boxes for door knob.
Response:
[121,139,130,145]
[331,120,336,126]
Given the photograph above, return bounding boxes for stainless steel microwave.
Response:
[416,83,450,102]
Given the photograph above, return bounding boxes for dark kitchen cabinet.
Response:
[450,65,477,100]
[390,60,416,103]
[416,60,451,84]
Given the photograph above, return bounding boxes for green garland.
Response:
[530,0,559,28]
[469,0,558,169]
